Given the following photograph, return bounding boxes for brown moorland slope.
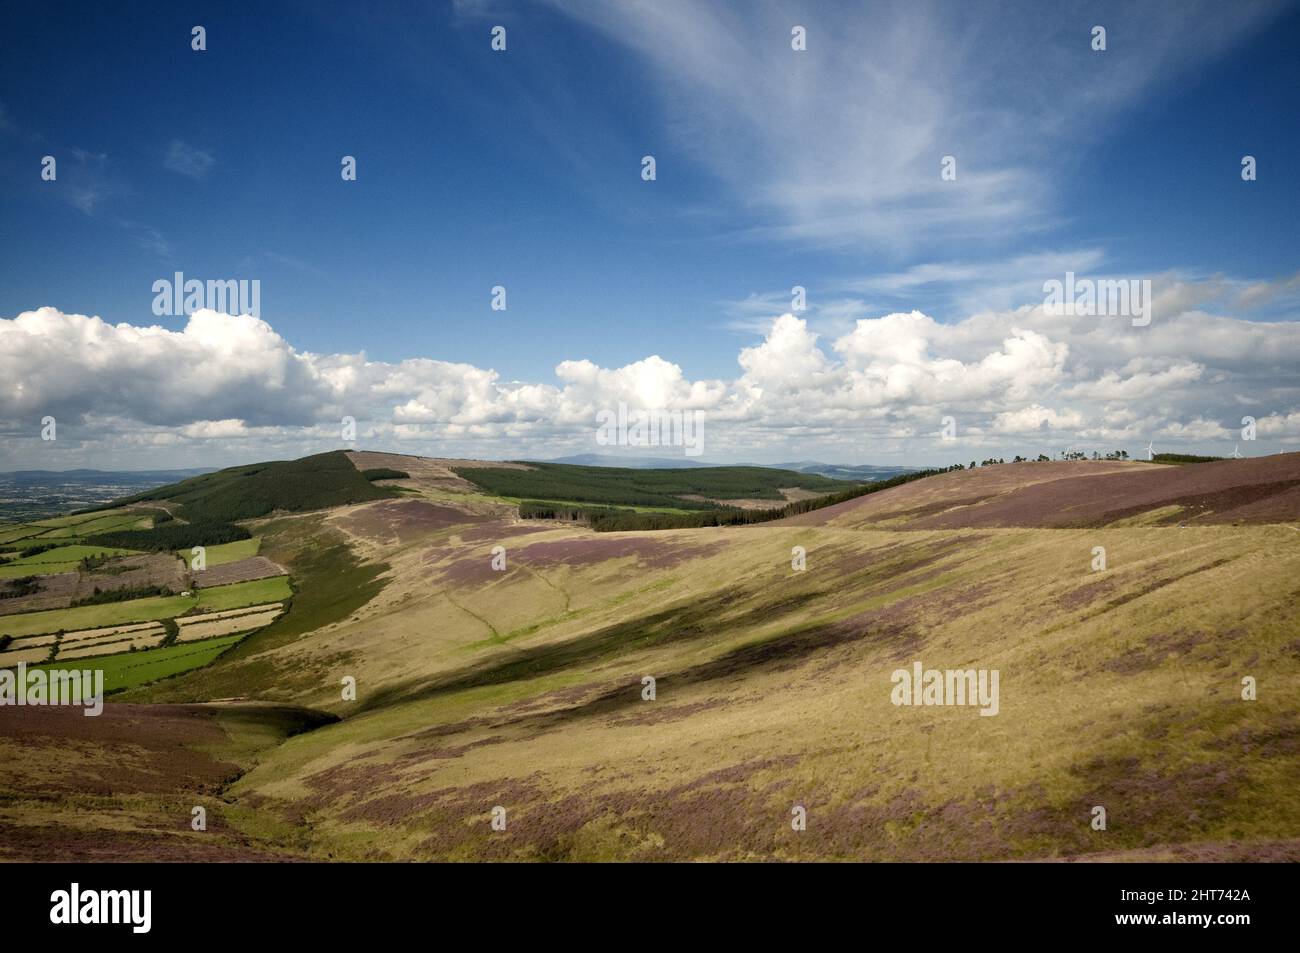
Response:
[344,450,530,497]
[783,454,1300,530]
[0,703,334,861]
[5,452,1297,862]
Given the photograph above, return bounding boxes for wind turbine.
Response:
[1229,443,1243,459]
[1145,441,1155,461]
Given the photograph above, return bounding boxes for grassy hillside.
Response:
[126,511,389,702]
[4,453,1297,862]
[211,513,1299,861]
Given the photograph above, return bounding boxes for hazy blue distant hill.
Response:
[770,462,919,481]
[544,454,718,469]
[545,455,918,481]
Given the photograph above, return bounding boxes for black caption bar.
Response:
[1,861,1291,941]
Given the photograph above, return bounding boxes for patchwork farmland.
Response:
[0,501,293,688]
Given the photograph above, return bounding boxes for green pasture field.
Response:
[0,525,47,544]
[2,536,94,551]
[174,536,261,566]
[28,512,110,528]
[195,574,291,609]
[0,561,80,578]
[57,513,152,535]
[0,576,293,638]
[0,544,141,578]
[17,544,138,564]
[28,634,244,693]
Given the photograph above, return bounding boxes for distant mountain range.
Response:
[544,454,718,469]
[769,462,920,481]
[541,454,918,481]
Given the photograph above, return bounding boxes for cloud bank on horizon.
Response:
[3,287,1297,468]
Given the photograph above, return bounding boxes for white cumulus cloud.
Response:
[2,296,1298,468]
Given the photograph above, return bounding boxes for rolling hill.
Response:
[86,450,397,523]
[2,450,1297,862]
[782,454,1300,529]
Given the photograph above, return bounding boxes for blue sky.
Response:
[2,0,1299,468]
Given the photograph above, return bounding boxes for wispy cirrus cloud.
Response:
[56,148,119,214]
[1,104,176,257]
[545,0,1286,251]
[118,220,174,259]
[163,139,215,180]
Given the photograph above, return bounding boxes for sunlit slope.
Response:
[117,455,1300,860]
[130,450,855,708]
[222,517,1298,860]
